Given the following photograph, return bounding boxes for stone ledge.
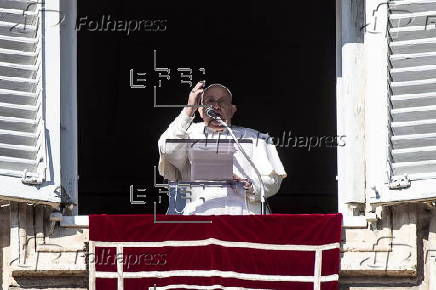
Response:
[12,269,87,277]
[340,269,417,277]
[10,275,88,290]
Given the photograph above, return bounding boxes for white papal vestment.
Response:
[158,110,287,215]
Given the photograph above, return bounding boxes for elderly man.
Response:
[158,81,287,215]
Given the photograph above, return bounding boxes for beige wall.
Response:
[341,204,436,289]
[1,202,87,290]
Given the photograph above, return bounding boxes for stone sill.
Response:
[12,269,87,277]
[340,269,417,277]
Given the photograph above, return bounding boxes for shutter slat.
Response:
[0,60,39,76]
[0,129,37,146]
[390,1,436,13]
[0,7,38,16]
[392,145,436,162]
[391,37,436,47]
[390,43,436,54]
[0,37,38,52]
[0,93,37,105]
[0,101,38,119]
[0,8,38,25]
[389,28,436,42]
[392,95,436,107]
[390,53,436,68]
[390,10,436,28]
[0,76,38,92]
[392,104,436,121]
[0,33,38,43]
[0,116,37,133]
[0,1,38,11]
[392,132,436,148]
[392,118,436,135]
[0,48,39,64]
[0,87,39,97]
[0,142,37,159]
[390,16,434,28]
[0,21,36,38]
[393,159,436,175]
[391,65,436,82]
[0,155,37,171]
[391,81,436,95]
[0,60,38,69]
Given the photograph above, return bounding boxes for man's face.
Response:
[199,86,236,130]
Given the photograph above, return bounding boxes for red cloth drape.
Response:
[89,214,342,290]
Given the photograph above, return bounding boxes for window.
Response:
[77,1,338,215]
[0,0,77,205]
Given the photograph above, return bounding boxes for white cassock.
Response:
[158,110,287,215]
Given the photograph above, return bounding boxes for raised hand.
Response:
[183,81,206,117]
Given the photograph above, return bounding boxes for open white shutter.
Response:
[0,0,46,183]
[0,0,62,205]
[373,0,436,205]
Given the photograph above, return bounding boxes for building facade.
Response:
[1,0,436,289]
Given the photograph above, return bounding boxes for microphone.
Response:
[205,107,222,120]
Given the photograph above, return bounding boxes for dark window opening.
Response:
[77,1,337,214]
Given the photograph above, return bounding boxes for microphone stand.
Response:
[213,117,267,215]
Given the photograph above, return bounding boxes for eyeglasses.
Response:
[202,98,231,106]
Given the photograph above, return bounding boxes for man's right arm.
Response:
[158,110,194,171]
[157,81,205,172]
